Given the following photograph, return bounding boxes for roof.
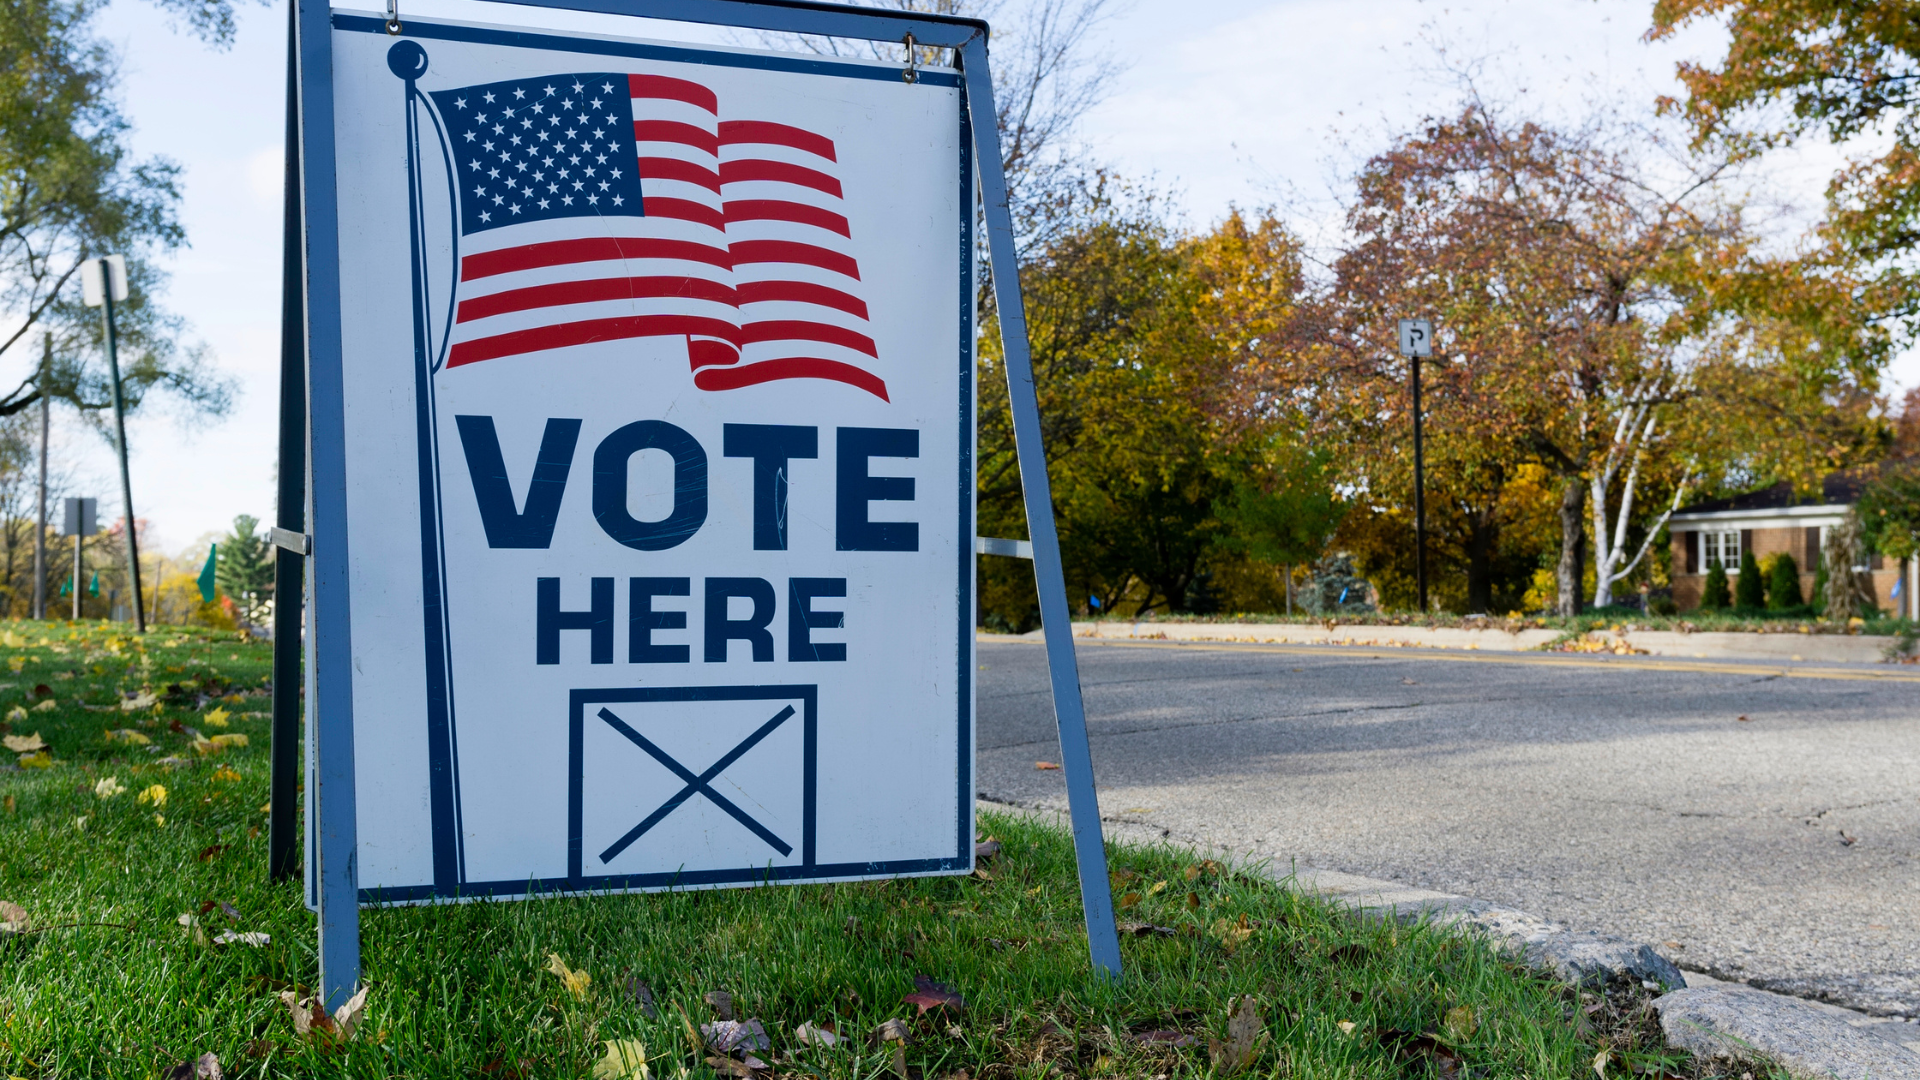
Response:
[1675,471,1873,516]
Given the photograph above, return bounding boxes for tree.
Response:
[0,0,233,426]
[214,513,272,627]
[1735,547,1766,609]
[1769,551,1803,609]
[1856,465,1920,561]
[1823,511,1875,620]
[1309,98,1887,616]
[1702,558,1731,609]
[1650,0,1920,307]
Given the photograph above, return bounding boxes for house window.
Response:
[1701,529,1741,571]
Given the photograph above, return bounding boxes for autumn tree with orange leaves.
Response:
[1300,100,1887,614]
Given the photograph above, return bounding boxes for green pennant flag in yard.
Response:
[88,572,99,597]
[198,543,217,603]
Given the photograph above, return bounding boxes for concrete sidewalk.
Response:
[1063,619,1908,664]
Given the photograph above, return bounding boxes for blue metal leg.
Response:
[959,36,1123,980]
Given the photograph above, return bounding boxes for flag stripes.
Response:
[436,69,885,398]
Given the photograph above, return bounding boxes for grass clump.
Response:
[1,619,1780,1078]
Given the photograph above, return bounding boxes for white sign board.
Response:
[314,14,973,903]
[1397,318,1432,358]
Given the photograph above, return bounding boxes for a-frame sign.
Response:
[272,0,1120,1007]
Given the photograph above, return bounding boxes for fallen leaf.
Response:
[204,707,231,728]
[209,733,248,749]
[702,1019,769,1054]
[212,766,242,783]
[546,953,591,1000]
[3,705,23,722]
[138,784,168,807]
[106,728,151,746]
[1839,831,1858,847]
[1443,1005,1476,1040]
[1336,1021,1357,1034]
[1117,892,1142,910]
[1211,915,1254,950]
[1116,921,1176,937]
[973,838,1001,860]
[32,697,56,711]
[1186,892,1201,911]
[1034,761,1061,770]
[872,1018,911,1045]
[196,844,229,862]
[95,776,126,799]
[214,930,271,947]
[591,1039,650,1080]
[17,750,51,769]
[162,1051,223,1080]
[1208,996,1267,1075]
[1736,715,1751,722]
[1146,880,1167,896]
[903,975,964,1014]
[624,975,658,1018]
[0,899,29,932]
[704,990,734,1020]
[178,912,208,946]
[3,732,45,753]
[794,1021,840,1047]
[120,691,157,711]
[1593,1048,1608,1078]
[890,1044,907,1078]
[704,1056,756,1077]
[332,986,370,1039]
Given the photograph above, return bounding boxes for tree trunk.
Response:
[1555,479,1585,617]
[1467,511,1496,614]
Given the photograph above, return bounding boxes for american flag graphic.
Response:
[427,72,887,400]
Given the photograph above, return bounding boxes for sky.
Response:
[53,0,1885,552]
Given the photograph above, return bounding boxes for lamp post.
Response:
[1398,318,1433,613]
[82,254,145,632]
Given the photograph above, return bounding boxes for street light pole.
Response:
[85,255,145,632]
[1398,319,1434,614]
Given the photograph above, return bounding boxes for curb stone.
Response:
[980,798,1920,1079]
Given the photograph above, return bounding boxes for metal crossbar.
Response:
[596,705,796,861]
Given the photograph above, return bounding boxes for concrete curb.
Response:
[981,798,1920,1079]
[1060,620,1906,664]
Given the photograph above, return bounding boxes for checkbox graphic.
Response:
[569,686,816,887]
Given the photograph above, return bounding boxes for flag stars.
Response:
[492,194,505,205]
[503,106,515,118]
[521,118,534,129]
[512,87,525,99]
[538,198,550,209]
[478,210,491,222]
[562,98,575,110]
[543,84,555,95]
[492,123,505,134]
[462,130,476,142]
[510,135,522,146]
[473,185,486,197]
[611,194,624,206]
[562,195,574,205]
[482,91,496,103]
[510,203,522,214]
[453,97,467,109]
[588,194,599,205]
[482,140,495,151]
[488,167,500,178]
[469,159,481,171]
[570,81,583,92]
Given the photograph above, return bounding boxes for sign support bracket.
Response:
[284,0,1123,1006]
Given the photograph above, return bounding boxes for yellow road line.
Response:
[984,634,1920,683]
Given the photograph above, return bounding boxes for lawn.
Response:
[0,619,1773,1079]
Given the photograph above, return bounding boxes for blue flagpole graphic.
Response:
[390,40,464,892]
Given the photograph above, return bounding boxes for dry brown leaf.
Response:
[3,732,45,753]
[1207,996,1267,1076]
[0,899,29,932]
[1442,1004,1476,1041]
[624,975,658,1019]
[902,975,964,1015]
[704,1055,756,1077]
[703,990,734,1020]
[1116,921,1176,937]
[701,1019,769,1054]
[872,1017,910,1044]
[794,1021,839,1047]
[1033,761,1060,770]
[546,953,591,1001]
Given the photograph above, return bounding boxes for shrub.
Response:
[1768,552,1802,609]
[1811,558,1829,615]
[1650,594,1679,616]
[1701,560,1731,609]
[1735,548,1766,610]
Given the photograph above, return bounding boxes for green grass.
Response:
[1070,608,1919,638]
[0,619,1777,1079]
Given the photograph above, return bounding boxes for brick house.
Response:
[1668,473,1915,615]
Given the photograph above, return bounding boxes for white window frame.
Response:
[1701,529,1741,572]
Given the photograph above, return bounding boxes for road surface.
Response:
[976,637,1920,1018]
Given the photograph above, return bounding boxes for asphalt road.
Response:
[976,638,1920,1018]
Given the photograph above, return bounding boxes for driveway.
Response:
[975,637,1920,1017]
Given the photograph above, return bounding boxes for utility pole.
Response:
[1398,319,1433,613]
[32,337,49,620]
[83,255,145,632]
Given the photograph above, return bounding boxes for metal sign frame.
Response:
[278,0,1121,1007]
